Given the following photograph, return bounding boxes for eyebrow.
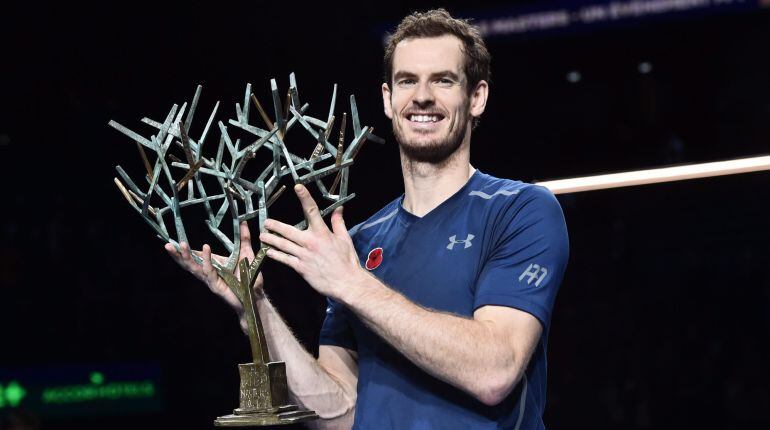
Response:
[393,70,462,82]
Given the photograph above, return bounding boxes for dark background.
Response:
[1,1,769,428]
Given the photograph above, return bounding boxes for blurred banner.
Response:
[0,362,162,419]
[379,0,769,40]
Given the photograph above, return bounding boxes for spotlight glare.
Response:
[638,62,652,74]
[566,70,581,83]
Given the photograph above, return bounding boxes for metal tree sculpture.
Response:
[109,74,382,426]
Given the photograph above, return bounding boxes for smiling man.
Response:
[168,8,568,430]
[387,34,473,165]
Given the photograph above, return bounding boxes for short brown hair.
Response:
[383,9,491,95]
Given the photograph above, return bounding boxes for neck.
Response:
[400,139,475,217]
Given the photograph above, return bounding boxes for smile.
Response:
[407,114,445,123]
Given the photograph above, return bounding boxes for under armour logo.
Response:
[447,234,475,250]
[518,263,548,287]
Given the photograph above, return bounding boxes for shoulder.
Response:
[513,183,564,218]
[466,172,529,201]
[469,172,563,222]
[470,173,567,250]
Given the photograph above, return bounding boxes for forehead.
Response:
[392,34,464,76]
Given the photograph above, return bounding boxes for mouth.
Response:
[405,112,446,126]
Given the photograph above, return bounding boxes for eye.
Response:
[397,78,416,87]
[435,77,455,87]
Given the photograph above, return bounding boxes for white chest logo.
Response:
[519,263,548,287]
[447,234,475,250]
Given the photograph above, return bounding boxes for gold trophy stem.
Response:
[241,249,270,365]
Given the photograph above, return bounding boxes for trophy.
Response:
[109,74,382,426]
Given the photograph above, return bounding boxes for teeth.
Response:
[409,114,440,123]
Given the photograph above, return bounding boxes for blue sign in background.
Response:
[0,362,162,419]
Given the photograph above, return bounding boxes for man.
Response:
[167,9,568,429]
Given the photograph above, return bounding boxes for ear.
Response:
[469,80,489,118]
[382,82,393,119]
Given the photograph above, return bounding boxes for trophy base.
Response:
[215,362,318,426]
[214,404,319,426]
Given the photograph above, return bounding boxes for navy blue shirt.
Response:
[319,171,569,429]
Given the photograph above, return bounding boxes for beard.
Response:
[393,112,469,165]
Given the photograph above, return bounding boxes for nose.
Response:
[412,81,435,108]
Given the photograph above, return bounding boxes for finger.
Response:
[210,253,229,266]
[294,184,324,230]
[264,218,306,245]
[165,242,180,257]
[331,206,347,236]
[265,248,301,272]
[240,221,252,243]
[239,221,255,258]
[165,242,187,266]
[259,232,305,258]
[201,244,219,284]
[192,245,227,266]
[180,242,194,263]
[173,242,207,282]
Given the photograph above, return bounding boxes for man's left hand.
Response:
[259,184,365,301]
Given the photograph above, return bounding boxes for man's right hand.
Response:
[164,221,264,316]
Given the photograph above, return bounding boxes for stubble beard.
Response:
[393,109,470,165]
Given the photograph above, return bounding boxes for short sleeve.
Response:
[318,298,358,350]
[473,186,569,328]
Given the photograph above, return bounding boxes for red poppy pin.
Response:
[365,247,383,270]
